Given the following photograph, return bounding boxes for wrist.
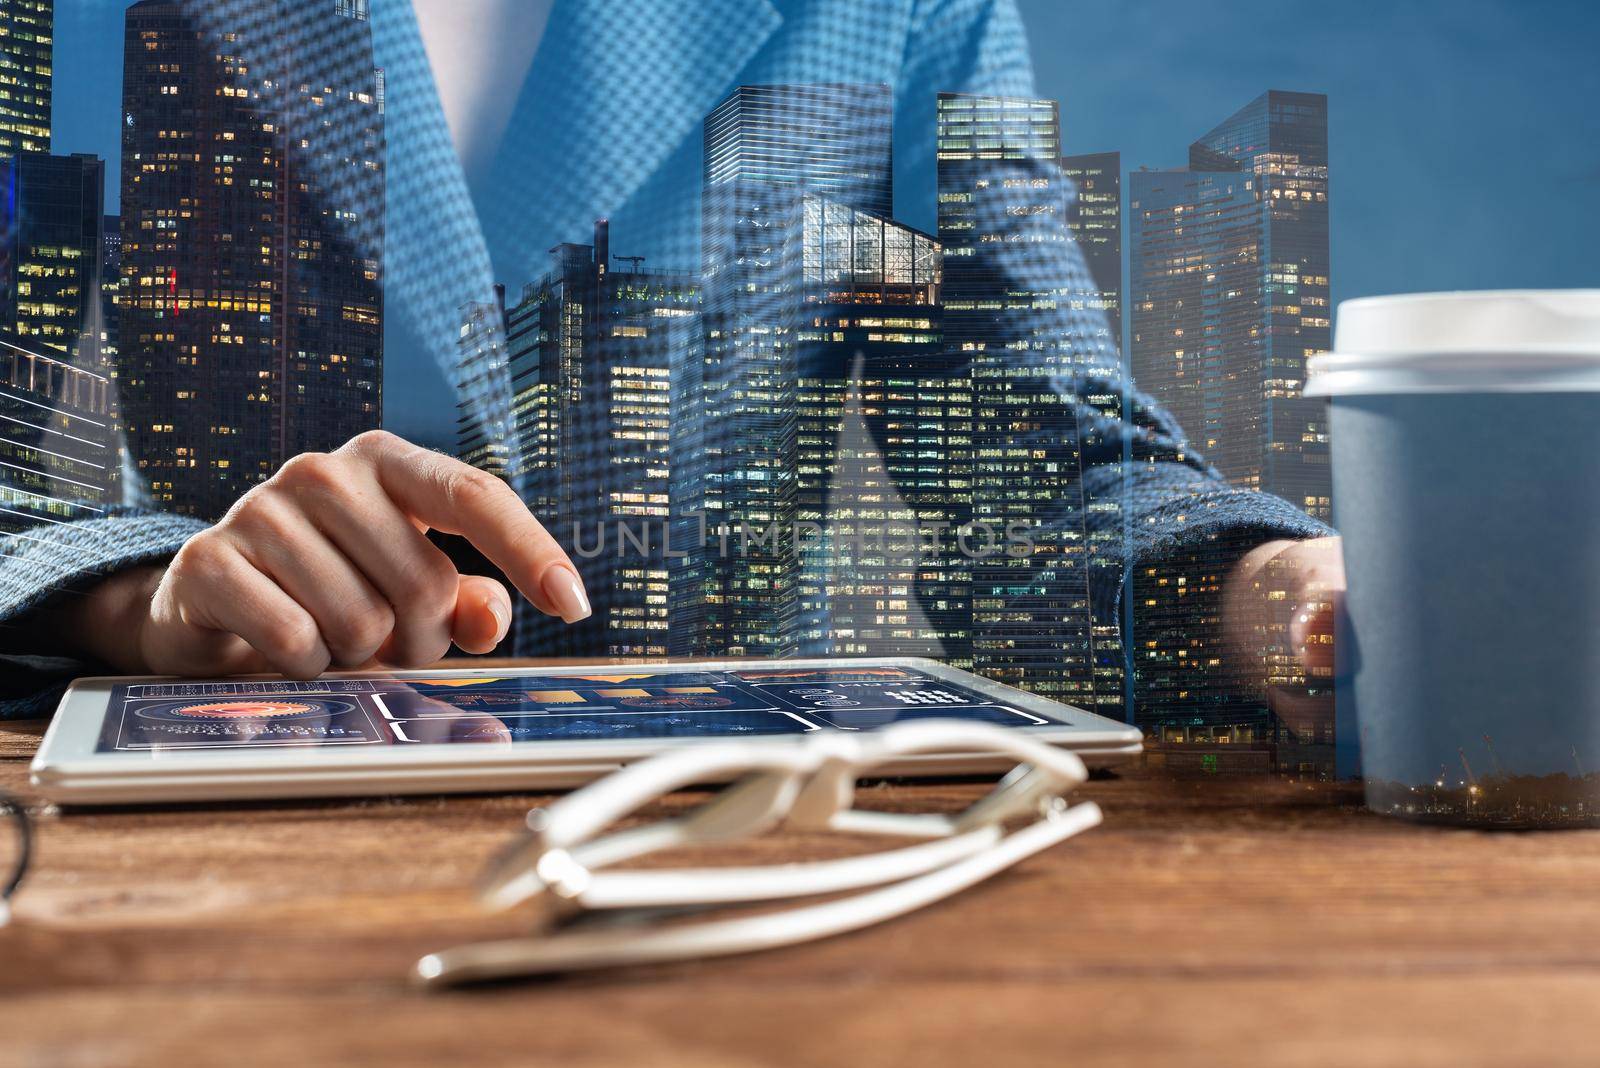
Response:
[45,564,166,673]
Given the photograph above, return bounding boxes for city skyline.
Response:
[1129,90,1335,773]
[0,0,1311,737]
[116,0,385,518]
[49,1,1598,451]
[1,0,116,533]
[10,1,1586,775]
[443,80,1334,764]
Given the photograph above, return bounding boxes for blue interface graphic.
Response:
[99,666,1065,752]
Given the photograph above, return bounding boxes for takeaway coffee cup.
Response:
[1306,290,1600,826]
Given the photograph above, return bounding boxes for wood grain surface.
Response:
[3,664,1599,1067]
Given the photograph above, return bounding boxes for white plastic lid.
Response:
[1305,290,1600,396]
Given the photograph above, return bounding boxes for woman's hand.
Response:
[58,431,590,678]
[1223,535,1344,734]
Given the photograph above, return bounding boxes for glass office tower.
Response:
[935,93,1099,707]
[456,284,512,479]
[1061,151,1123,356]
[1128,90,1332,774]
[0,0,52,158]
[1131,91,1330,519]
[0,153,104,362]
[119,0,384,518]
[680,83,895,657]
[485,220,697,658]
[0,2,113,533]
[0,337,113,533]
[100,215,121,356]
[789,195,962,660]
[1061,150,1128,714]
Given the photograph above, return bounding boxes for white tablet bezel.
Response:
[32,657,1144,804]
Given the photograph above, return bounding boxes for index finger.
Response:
[353,433,590,622]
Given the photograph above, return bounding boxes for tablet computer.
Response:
[31,657,1143,805]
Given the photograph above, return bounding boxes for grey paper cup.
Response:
[1307,291,1600,826]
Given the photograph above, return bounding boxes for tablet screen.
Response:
[94,665,1060,753]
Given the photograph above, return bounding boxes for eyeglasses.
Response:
[414,720,1102,987]
[0,791,31,929]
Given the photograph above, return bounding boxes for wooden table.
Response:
[4,676,1600,1067]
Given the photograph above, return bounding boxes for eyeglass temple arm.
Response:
[419,800,1104,987]
[568,824,1004,910]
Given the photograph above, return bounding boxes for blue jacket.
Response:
[0,0,1331,717]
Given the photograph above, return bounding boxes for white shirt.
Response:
[413,0,555,180]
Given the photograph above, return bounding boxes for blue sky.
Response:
[1024,0,1600,303]
[54,1,1600,449]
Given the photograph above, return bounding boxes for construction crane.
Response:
[1573,745,1586,778]
[614,255,647,272]
[1482,734,1505,779]
[1458,748,1478,790]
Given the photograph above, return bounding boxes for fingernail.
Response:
[541,566,591,624]
[487,597,510,643]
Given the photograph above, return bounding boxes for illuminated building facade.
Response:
[0,152,105,362]
[935,93,1099,706]
[119,0,384,518]
[1128,90,1332,771]
[1130,91,1330,519]
[1061,150,1127,715]
[678,83,894,657]
[491,220,697,657]
[100,215,121,360]
[0,336,113,533]
[789,195,962,659]
[1061,151,1122,355]
[455,284,510,478]
[0,2,114,530]
[0,0,51,158]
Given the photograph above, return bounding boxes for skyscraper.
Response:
[1127,90,1332,771]
[0,2,114,530]
[456,284,511,478]
[119,0,384,518]
[789,195,959,659]
[484,220,697,658]
[1061,151,1128,714]
[936,93,1099,706]
[100,214,124,494]
[0,0,52,158]
[0,153,105,361]
[679,83,895,657]
[1130,91,1331,519]
[1061,151,1122,354]
[702,84,892,219]
[0,335,114,534]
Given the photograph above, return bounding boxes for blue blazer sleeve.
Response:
[0,510,209,718]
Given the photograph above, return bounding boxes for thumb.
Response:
[450,574,513,655]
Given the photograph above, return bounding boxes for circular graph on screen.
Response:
[133,698,357,724]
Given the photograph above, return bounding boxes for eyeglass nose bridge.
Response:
[786,755,858,830]
[674,766,806,843]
